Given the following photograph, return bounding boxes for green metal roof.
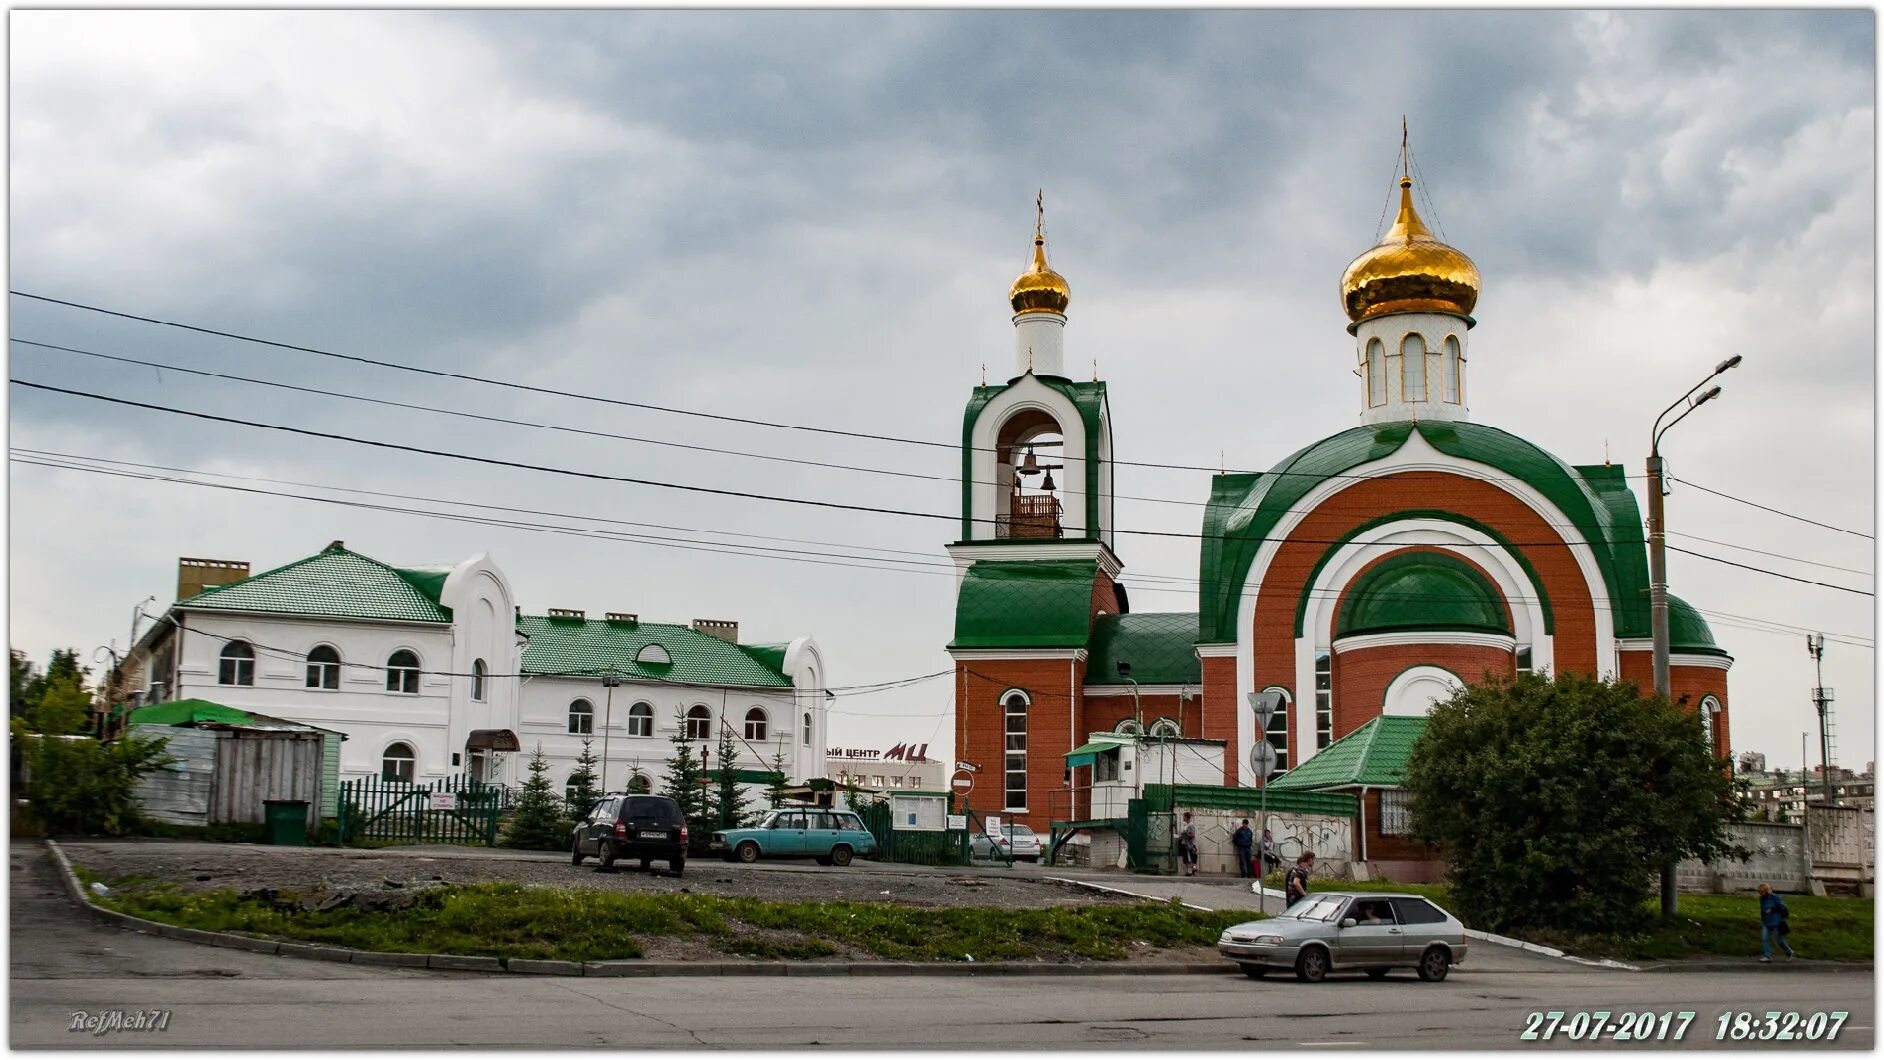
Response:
[1086,612,1202,685]
[178,545,452,623]
[1667,593,1727,656]
[1198,420,1650,644]
[1267,715,1428,791]
[1064,741,1115,768]
[518,615,792,687]
[959,377,1109,541]
[127,698,257,727]
[1142,783,1358,818]
[1335,552,1511,638]
[740,643,790,675]
[950,560,1097,649]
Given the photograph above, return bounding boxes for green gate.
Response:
[860,801,971,866]
[338,774,502,846]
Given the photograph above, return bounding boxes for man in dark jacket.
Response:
[1232,819,1255,878]
[1286,852,1315,906]
[1758,883,1795,962]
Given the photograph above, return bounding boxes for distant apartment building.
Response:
[1742,762,1875,823]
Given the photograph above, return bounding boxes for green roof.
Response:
[1267,715,1428,791]
[178,545,452,623]
[518,615,791,687]
[740,643,790,674]
[1086,612,1201,685]
[1198,421,1652,644]
[1335,552,1511,638]
[1141,783,1357,818]
[959,377,1109,541]
[950,560,1097,649]
[1667,593,1727,656]
[127,698,258,727]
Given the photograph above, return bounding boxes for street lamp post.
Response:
[601,671,620,794]
[1646,354,1741,917]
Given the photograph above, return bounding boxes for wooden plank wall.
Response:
[211,730,324,830]
[129,725,217,827]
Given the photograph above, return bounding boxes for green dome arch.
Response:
[1335,551,1512,638]
[1667,593,1727,656]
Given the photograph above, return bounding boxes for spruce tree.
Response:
[504,745,570,850]
[566,737,600,815]
[662,717,711,847]
[765,749,790,809]
[713,725,753,829]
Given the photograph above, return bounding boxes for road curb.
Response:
[42,839,1235,979]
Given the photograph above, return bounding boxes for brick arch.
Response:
[1249,471,1601,763]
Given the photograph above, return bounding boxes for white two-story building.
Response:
[117,541,829,801]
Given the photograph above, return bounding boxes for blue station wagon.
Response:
[711,808,879,866]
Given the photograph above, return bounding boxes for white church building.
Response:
[116,542,830,800]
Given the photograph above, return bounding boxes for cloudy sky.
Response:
[9,10,1874,772]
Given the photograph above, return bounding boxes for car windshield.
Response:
[1007,825,1036,838]
[1286,895,1349,922]
[756,811,783,830]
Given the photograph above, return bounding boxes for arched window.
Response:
[382,741,416,782]
[568,698,594,735]
[1366,339,1387,407]
[1114,718,1143,735]
[636,644,671,665]
[627,702,654,738]
[1148,717,1180,739]
[385,650,421,694]
[1003,691,1029,811]
[471,659,487,702]
[802,711,812,747]
[1260,686,1291,775]
[685,705,712,740]
[218,640,255,686]
[1314,651,1333,750]
[1700,695,1722,753]
[1442,336,1462,403]
[1401,333,1427,401]
[628,774,652,794]
[745,707,768,741]
[305,645,340,690]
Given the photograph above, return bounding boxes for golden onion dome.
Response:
[1009,235,1071,316]
[1340,176,1480,325]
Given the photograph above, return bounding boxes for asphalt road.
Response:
[11,843,1874,1049]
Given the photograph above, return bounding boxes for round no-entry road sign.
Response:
[950,770,975,795]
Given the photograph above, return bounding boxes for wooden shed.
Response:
[129,700,342,832]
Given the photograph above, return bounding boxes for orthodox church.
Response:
[947,167,1733,835]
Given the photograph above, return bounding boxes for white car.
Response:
[971,823,1042,862]
[1218,892,1468,983]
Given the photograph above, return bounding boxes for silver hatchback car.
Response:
[1218,891,1468,983]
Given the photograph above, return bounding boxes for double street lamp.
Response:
[1646,354,1741,917]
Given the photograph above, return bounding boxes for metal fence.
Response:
[860,801,972,865]
[338,773,502,846]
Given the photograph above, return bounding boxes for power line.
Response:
[17,452,1871,649]
[1670,475,1874,540]
[1665,545,1873,597]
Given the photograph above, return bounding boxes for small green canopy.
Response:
[1064,741,1117,768]
[127,699,257,728]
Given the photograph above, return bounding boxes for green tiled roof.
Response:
[1667,594,1727,656]
[959,377,1109,541]
[1198,421,1651,643]
[1335,552,1511,638]
[1086,612,1202,685]
[518,616,791,687]
[1142,783,1357,818]
[1267,715,1428,791]
[950,560,1097,649]
[179,546,452,623]
[740,643,790,674]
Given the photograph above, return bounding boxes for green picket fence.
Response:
[338,773,502,846]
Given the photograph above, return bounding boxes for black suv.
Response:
[571,794,688,875]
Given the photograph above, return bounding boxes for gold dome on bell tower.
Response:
[1340,133,1479,326]
[1009,191,1071,317]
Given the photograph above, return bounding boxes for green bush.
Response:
[16,724,174,835]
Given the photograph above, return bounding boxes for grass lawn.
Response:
[78,867,1249,963]
[1260,872,1873,962]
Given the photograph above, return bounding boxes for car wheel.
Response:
[598,842,617,873]
[830,845,853,867]
[1417,946,1451,982]
[814,856,832,866]
[1239,963,1267,979]
[1294,946,1328,983]
[1365,967,1390,980]
[571,838,585,866]
[736,841,761,864]
[670,858,685,876]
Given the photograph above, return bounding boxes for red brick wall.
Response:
[1250,471,1603,763]
[1360,789,1442,862]
[1081,692,1185,737]
[954,658,1083,833]
[1199,655,1239,785]
[1091,571,1123,618]
[1332,643,1515,740]
[1619,649,1731,757]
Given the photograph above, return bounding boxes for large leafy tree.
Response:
[11,648,94,734]
[1405,671,1738,936]
[14,721,173,835]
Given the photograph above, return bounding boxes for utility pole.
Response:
[1806,635,1835,807]
[601,671,620,794]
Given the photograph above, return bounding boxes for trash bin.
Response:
[263,800,310,846]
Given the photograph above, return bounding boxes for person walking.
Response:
[1757,883,1795,962]
[1232,819,1255,878]
[1286,851,1315,907]
[1177,812,1199,876]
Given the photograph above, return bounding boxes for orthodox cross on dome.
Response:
[1035,188,1045,242]
[1401,114,1410,183]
